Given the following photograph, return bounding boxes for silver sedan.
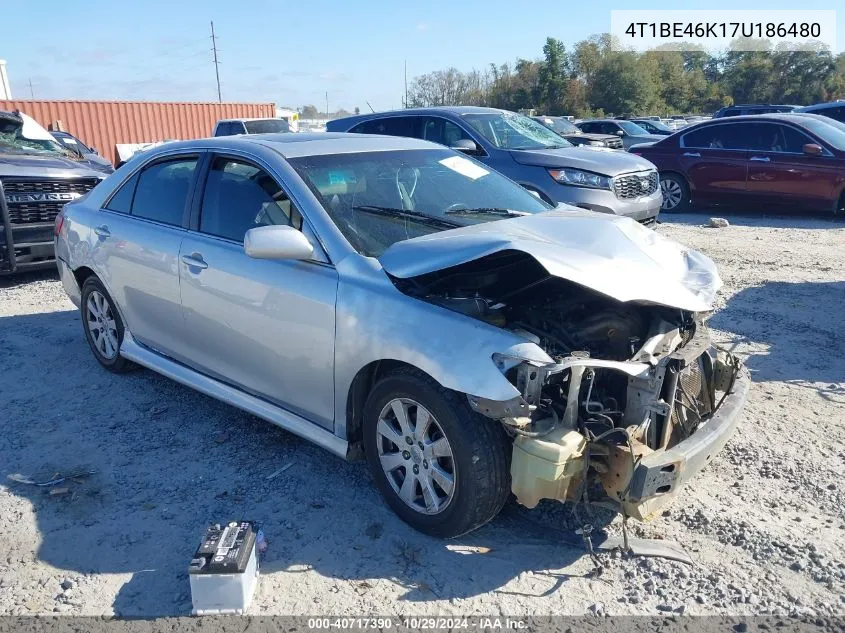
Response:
[55,133,748,537]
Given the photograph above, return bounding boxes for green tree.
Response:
[538,37,568,114]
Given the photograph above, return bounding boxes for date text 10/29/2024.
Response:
[307,618,529,630]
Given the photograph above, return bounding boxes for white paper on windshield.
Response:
[63,137,79,145]
[439,156,489,181]
[20,113,56,141]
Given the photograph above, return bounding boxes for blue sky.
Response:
[2,0,842,111]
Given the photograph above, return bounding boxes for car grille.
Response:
[613,171,658,200]
[0,178,100,225]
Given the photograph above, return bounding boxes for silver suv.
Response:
[55,133,748,537]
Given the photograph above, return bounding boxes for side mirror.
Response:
[244,225,314,260]
[803,143,823,156]
[615,130,625,136]
[451,139,479,154]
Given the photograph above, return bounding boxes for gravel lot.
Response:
[0,212,843,618]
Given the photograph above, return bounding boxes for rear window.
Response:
[243,119,290,134]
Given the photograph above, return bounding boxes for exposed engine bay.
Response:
[391,249,745,520]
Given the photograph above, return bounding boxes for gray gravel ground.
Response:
[0,212,843,617]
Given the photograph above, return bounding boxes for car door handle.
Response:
[94,225,110,238]
[682,151,701,158]
[750,156,771,162]
[181,253,208,270]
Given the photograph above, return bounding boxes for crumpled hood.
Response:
[509,146,656,176]
[378,209,721,312]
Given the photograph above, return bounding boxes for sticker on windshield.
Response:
[438,156,489,180]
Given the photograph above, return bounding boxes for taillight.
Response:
[54,209,65,237]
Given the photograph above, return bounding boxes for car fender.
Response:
[332,255,550,439]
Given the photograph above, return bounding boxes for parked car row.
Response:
[327,107,663,223]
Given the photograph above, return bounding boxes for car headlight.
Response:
[548,168,612,190]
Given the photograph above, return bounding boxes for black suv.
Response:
[713,104,800,118]
[1,110,105,273]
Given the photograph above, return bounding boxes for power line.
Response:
[211,21,222,103]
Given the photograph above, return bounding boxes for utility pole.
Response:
[404,59,408,108]
[325,91,329,118]
[210,21,222,102]
[28,78,34,99]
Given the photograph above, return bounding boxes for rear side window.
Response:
[130,157,198,226]
[682,123,752,150]
[104,173,139,213]
[200,157,302,242]
[350,117,415,137]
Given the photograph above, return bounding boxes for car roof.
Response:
[795,101,845,112]
[142,132,443,159]
[329,106,510,127]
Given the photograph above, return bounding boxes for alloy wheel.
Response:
[375,398,456,515]
[661,178,683,210]
[86,290,119,360]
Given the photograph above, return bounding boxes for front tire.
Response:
[660,173,690,213]
[80,277,132,373]
[363,368,511,538]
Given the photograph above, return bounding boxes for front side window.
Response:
[463,112,568,150]
[754,124,814,153]
[420,117,475,147]
[130,157,198,225]
[289,148,551,257]
[200,157,302,242]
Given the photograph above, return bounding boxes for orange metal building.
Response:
[0,99,276,164]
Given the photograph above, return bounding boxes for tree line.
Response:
[406,35,845,117]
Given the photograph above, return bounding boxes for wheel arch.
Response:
[345,359,439,458]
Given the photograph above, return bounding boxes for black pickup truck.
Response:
[1,110,106,273]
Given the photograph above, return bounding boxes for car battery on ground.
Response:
[188,520,258,615]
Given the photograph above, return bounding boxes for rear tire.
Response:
[362,367,511,538]
[659,173,690,213]
[80,277,133,373]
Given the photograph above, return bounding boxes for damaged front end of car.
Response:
[379,212,750,521]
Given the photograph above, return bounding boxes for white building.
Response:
[0,60,11,100]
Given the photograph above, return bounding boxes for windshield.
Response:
[618,120,650,135]
[289,148,552,257]
[0,113,76,157]
[244,119,291,134]
[463,112,571,150]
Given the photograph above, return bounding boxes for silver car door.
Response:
[93,154,200,361]
[178,153,338,429]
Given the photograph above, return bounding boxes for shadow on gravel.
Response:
[1,309,609,617]
[658,208,844,230]
[0,268,59,289]
[712,281,845,392]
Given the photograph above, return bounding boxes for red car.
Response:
[629,113,845,215]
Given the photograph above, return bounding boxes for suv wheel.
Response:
[363,368,510,538]
[81,277,132,373]
[660,173,690,213]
